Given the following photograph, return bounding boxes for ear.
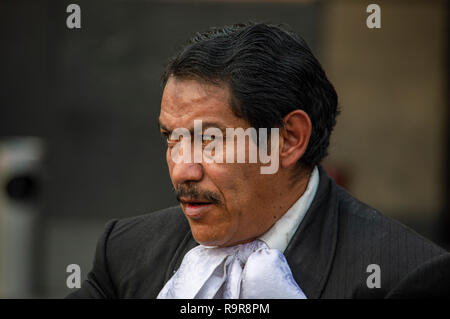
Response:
[279,110,312,169]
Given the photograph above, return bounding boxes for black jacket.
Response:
[67,166,448,298]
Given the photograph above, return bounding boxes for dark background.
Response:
[0,0,320,219]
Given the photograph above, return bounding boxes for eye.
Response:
[202,134,215,146]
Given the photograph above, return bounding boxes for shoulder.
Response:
[336,185,444,256]
[106,205,190,261]
[386,252,450,298]
[104,206,191,298]
[109,206,189,242]
[326,185,446,298]
[69,206,191,299]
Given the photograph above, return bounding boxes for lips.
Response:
[180,198,214,220]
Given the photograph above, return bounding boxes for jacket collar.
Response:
[166,165,339,298]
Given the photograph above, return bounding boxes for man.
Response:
[67,22,448,299]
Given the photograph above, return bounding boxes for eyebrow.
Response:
[158,120,227,136]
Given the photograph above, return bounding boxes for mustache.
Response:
[174,183,221,205]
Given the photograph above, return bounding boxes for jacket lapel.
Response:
[164,228,198,283]
[284,166,339,299]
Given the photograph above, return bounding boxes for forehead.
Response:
[159,77,248,130]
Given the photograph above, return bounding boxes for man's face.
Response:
[159,77,281,247]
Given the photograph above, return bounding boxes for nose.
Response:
[170,161,204,186]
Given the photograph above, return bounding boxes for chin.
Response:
[190,224,232,247]
[192,232,224,247]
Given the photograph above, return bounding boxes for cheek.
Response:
[199,164,242,218]
[206,163,259,218]
[186,163,266,245]
[221,165,272,219]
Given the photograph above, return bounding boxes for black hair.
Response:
[161,22,339,171]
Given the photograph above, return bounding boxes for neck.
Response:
[249,167,313,244]
[275,168,312,220]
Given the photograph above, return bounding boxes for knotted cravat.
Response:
[157,239,306,299]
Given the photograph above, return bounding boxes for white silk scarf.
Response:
[157,240,306,299]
